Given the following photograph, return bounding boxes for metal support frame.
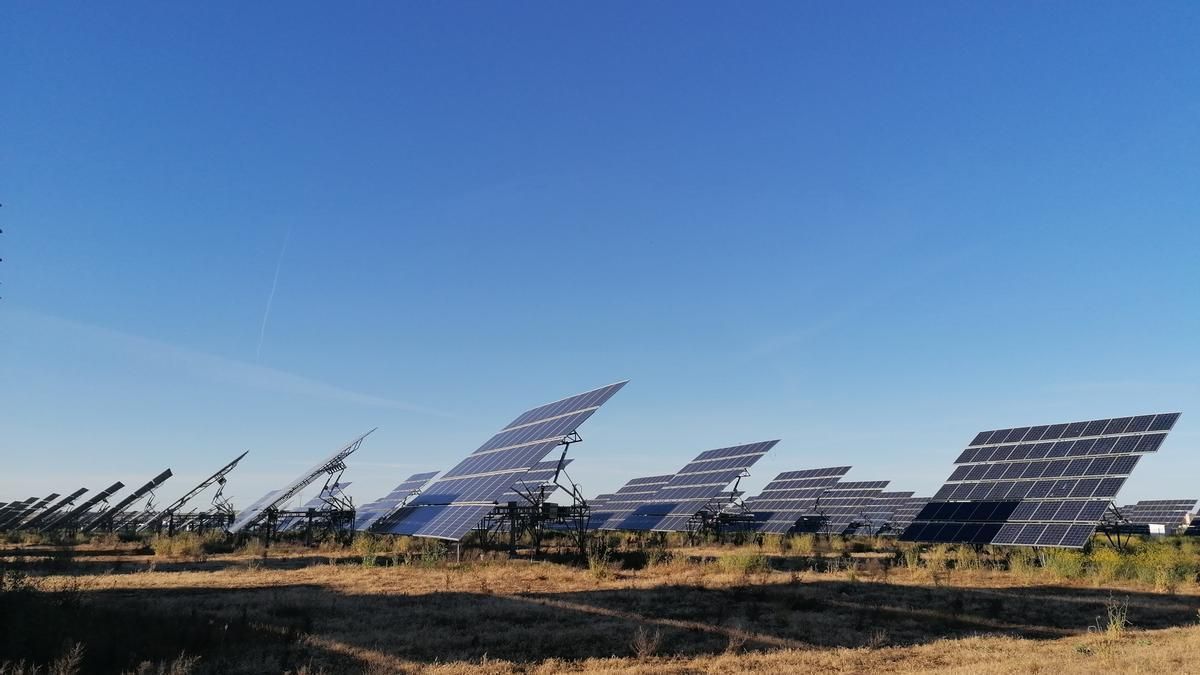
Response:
[474,431,592,558]
[256,466,356,546]
[1097,502,1133,552]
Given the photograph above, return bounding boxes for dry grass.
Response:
[3,538,1200,673]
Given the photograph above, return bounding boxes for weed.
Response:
[1089,595,1130,641]
[630,626,661,660]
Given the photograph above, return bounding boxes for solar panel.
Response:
[604,440,778,532]
[592,475,673,530]
[0,497,42,530]
[136,451,248,533]
[81,469,173,533]
[42,482,125,531]
[375,381,626,541]
[883,496,931,534]
[498,459,574,503]
[277,481,354,532]
[861,491,915,532]
[804,481,890,535]
[745,466,851,534]
[17,489,87,531]
[356,472,438,531]
[229,431,373,534]
[901,412,1181,548]
[1117,499,1196,528]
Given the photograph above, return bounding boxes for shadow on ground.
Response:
[4,569,1200,674]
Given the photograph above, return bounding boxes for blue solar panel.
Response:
[902,412,1181,548]
[358,472,439,531]
[376,382,626,540]
[604,440,777,532]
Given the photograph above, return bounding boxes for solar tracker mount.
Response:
[229,429,374,538]
[138,451,248,534]
[373,381,626,552]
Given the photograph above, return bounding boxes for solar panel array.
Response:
[20,489,87,531]
[901,412,1181,548]
[745,466,851,534]
[883,496,930,534]
[229,430,374,534]
[806,481,889,535]
[592,475,672,530]
[0,497,40,530]
[1118,499,1197,528]
[277,481,353,532]
[43,481,125,531]
[375,382,626,541]
[357,472,438,531]
[861,491,915,532]
[82,469,173,533]
[137,451,248,533]
[604,441,777,532]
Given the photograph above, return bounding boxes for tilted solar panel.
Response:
[356,472,438,531]
[606,440,778,532]
[277,481,353,532]
[860,491,915,532]
[0,497,42,530]
[884,496,931,534]
[229,430,374,533]
[18,489,87,531]
[745,466,851,534]
[901,412,1181,548]
[42,482,125,531]
[1117,499,1196,528]
[594,475,674,530]
[375,381,626,541]
[803,481,889,535]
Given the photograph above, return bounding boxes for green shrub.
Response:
[1129,541,1197,592]
[1043,549,1086,580]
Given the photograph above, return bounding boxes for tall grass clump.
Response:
[1043,549,1086,580]
[351,534,383,567]
[788,534,816,556]
[953,546,982,571]
[716,552,769,575]
[151,533,206,561]
[925,544,953,572]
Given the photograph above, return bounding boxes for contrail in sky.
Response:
[256,227,291,363]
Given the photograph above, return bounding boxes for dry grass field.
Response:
[4,534,1200,674]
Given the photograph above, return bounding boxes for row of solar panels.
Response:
[6,378,1185,551]
[0,453,250,535]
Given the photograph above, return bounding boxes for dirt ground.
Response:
[3,541,1200,674]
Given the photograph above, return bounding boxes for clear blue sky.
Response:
[2,3,1198,510]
